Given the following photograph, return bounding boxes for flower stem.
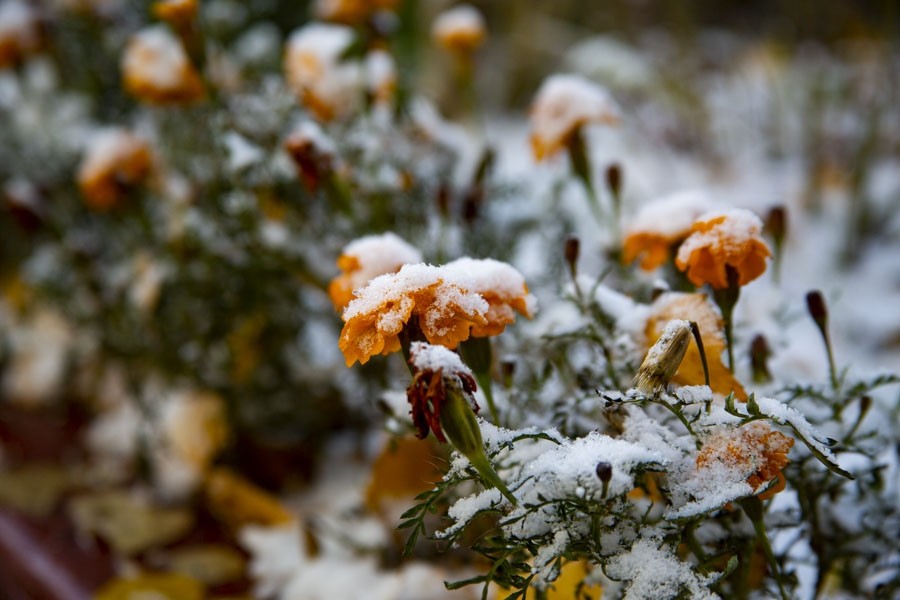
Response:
[713,266,741,373]
[740,496,789,600]
[460,337,499,424]
[440,384,516,505]
[567,128,605,225]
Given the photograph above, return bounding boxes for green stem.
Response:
[740,496,789,600]
[440,386,516,505]
[567,129,605,225]
[712,267,741,373]
[460,337,499,424]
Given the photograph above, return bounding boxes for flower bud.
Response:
[564,236,580,280]
[605,163,622,198]
[805,290,828,330]
[634,319,691,394]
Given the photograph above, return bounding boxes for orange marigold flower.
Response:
[284,23,362,122]
[0,1,42,69]
[313,0,398,25]
[122,26,205,105]
[339,260,534,366]
[675,208,771,289]
[77,129,153,211]
[622,190,715,271]
[152,0,197,29]
[529,74,619,161]
[432,4,486,56]
[696,422,794,499]
[646,292,747,400]
[443,257,536,337]
[328,232,422,310]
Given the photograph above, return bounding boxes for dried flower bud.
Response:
[765,205,787,242]
[596,461,612,498]
[805,290,828,329]
[595,461,612,482]
[634,319,692,394]
[407,343,516,504]
[750,334,772,384]
[500,359,516,388]
[605,163,622,198]
[564,236,580,278]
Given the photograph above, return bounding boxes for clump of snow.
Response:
[443,257,537,316]
[1,309,72,407]
[339,232,423,295]
[604,537,718,599]
[409,341,472,377]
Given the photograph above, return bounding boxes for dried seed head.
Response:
[564,236,580,278]
[765,205,787,242]
[634,319,692,394]
[595,461,612,482]
[805,290,828,329]
[750,334,772,383]
[605,163,622,197]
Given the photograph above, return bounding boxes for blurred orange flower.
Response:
[530,74,619,161]
[675,209,771,289]
[122,26,205,105]
[152,0,197,29]
[283,23,361,122]
[77,130,153,210]
[0,1,42,69]
[313,0,397,24]
[432,5,487,56]
[622,191,714,271]
[696,422,794,499]
[646,292,747,400]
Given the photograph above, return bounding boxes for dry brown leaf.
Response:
[0,464,70,517]
[205,467,294,531]
[94,572,204,600]
[166,544,246,586]
[68,490,193,555]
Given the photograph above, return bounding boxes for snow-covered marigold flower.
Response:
[283,23,362,122]
[0,0,42,69]
[77,129,153,210]
[328,232,422,310]
[529,74,620,161]
[338,260,534,366]
[443,257,537,337]
[122,25,205,104]
[313,0,398,24]
[431,4,486,56]
[407,342,478,443]
[696,422,794,499]
[622,190,715,271]
[675,208,771,289]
